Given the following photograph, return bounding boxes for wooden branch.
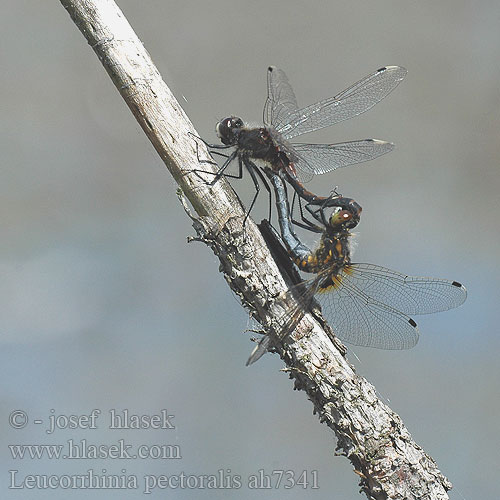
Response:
[59,1,452,498]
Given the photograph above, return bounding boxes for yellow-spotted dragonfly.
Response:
[246,171,467,365]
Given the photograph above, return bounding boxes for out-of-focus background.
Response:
[1,1,499,499]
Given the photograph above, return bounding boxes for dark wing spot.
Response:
[452,281,462,288]
[408,318,417,328]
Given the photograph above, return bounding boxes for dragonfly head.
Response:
[216,116,244,145]
[329,209,359,231]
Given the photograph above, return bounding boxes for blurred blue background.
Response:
[1,1,499,499]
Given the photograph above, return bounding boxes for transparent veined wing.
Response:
[263,66,299,130]
[292,139,394,176]
[340,263,467,315]
[277,66,407,140]
[246,276,320,365]
[315,268,420,349]
[247,263,421,360]
[247,335,272,366]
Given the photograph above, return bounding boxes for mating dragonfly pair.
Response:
[193,65,467,364]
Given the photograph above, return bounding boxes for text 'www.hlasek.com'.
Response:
[7,408,319,494]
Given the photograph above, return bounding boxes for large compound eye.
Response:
[220,117,233,131]
[329,209,353,227]
[231,117,243,129]
[216,117,232,142]
[216,116,242,145]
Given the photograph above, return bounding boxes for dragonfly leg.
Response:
[291,192,323,233]
[186,133,240,183]
[242,156,264,227]
[251,163,273,224]
[188,150,239,185]
[188,131,233,150]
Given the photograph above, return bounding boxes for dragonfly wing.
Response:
[342,263,467,315]
[316,272,420,349]
[287,154,314,184]
[246,335,272,366]
[278,66,407,140]
[263,66,299,129]
[246,276,321,365]
[292,139,394,175]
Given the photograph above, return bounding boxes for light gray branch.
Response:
[59,1,452,498]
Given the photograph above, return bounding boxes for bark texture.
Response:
[60,1,452,498]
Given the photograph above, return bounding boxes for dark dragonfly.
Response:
[197,65,407,222]
[247,171,467,365]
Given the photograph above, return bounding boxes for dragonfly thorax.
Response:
[318,209,355,269]
[319,231,351,268]
[217,116,297,173]
[296,229,351,275]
